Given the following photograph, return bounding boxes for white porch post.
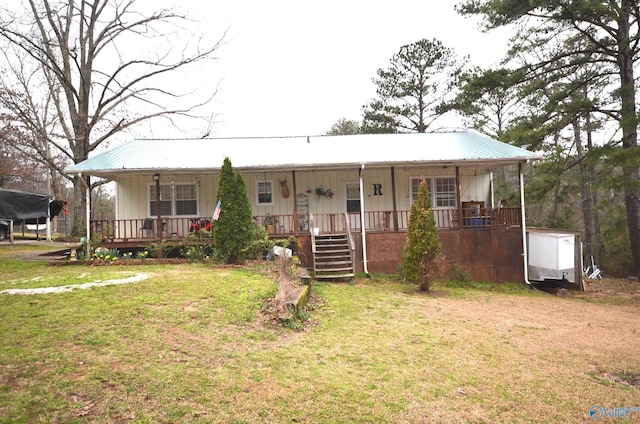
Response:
[78,173,91,252]
[359,164,369,277]
[519,161,532,287]
[46,215,52,242]
[86,184,91,244]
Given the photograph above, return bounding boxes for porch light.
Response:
[152,173,160,181]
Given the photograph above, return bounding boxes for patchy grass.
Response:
[1,244,639,423]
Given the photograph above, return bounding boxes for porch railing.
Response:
[89,207,522,242]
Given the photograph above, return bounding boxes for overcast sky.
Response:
[137,1,513,139]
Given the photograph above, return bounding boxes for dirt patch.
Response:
[406,288,450,297]
[583,276,640,292]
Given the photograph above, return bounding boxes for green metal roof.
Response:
[65,131,542,177]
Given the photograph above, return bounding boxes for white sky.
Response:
[134,1,513,139]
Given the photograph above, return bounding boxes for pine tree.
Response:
[362,38,463,133]
[214,157,254,264]
[403,179,441,291]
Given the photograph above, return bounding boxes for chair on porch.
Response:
[139,218,154,238]
[448,209,459,229]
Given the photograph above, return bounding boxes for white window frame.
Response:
[344,181,361,213]
[257,180,274,205]
[174,184,199,216]
[410,177,457,208]
[148,183,199,216]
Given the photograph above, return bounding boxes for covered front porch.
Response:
[91,204,525,283]
[89,205,523,243]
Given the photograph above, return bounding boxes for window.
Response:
[346,183,361,212]
[149,184,198,216]
[175,184,197,215]
[434,178,457,207]
[150,185,172,216]
[411,178,432,203]
[410,177,457,207]
[257,181,273,204]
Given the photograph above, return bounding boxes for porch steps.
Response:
[313,233,354,281]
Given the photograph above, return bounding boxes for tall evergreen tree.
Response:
[362,38,463,134]
[457,0,640,277]
[214,158,254,264]
[450,67,524,139]
[403,179,441,291]
[325,118,361,135]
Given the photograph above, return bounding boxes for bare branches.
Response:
[0,0,224,233]
[0,0,224,155]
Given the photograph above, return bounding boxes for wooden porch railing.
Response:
[89,207,522,242]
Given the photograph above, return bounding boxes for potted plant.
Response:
[315,186,334,199]
[263,214,278,234]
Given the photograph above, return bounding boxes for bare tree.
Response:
[0,0,224,234]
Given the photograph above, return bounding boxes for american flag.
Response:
[212,200,222,221]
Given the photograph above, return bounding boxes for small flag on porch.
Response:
[212,200,222,221]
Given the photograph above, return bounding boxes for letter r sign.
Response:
[373,184,383,196]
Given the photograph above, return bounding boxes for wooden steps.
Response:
[313,233,354,281]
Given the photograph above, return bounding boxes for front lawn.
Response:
[1,246,639,423]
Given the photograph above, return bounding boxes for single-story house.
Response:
[65,131,543,282]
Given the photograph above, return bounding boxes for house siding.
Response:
[114,166,494,229]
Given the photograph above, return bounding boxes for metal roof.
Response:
[65,131,542,177]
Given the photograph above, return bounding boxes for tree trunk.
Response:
[573,118,594,264]
[71,174,89,236]
[617,1,640,277]
[585,113,602,266]
[550,133,561,225]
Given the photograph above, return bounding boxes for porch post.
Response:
[154,174,162,241]
[391,166,398,232]
[85,184,91,245]
[292,170,298,236]
[456,166,462,229]
[489,171,495,208]
[46,205,52,242]
[519,161,532,286]
[359,164,369,277]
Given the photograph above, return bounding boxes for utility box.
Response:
[528,232,577,283]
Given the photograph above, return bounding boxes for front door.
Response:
[345,182,361,230]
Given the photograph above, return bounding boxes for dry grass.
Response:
[0,244,639,423]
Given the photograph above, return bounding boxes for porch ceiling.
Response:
[65,132,542,178]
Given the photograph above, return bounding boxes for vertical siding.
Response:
[362,168,395,211]
[117,175,146,219]
[244,171,295,216]
[459,169,491,206]
[285,169,360,215]
[116,174,219,219]
[114,166,492,221]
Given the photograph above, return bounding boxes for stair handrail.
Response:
[309,213,316,254]
[343,212,356,266]
[309,213,317,275]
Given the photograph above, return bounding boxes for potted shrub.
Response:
[263,214,278,234]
